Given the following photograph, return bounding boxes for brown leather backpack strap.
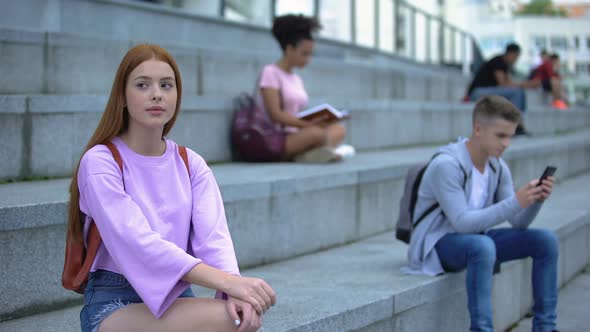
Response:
[178,146,190,176]
[74,141,123,292]
[82,142,124,279]
[104,141,124,174]
[71,222,101,293]
[62,141,127,293]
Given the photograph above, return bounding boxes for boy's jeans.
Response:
[435,228,558,332]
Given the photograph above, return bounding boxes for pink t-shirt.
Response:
[256,64,309,133]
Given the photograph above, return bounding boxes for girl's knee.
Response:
[332,123,346,135]
[303,124,345,147]
[299,126,325,145]
[327,123,346,144]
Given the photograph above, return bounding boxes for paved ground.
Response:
[508,266,590,332]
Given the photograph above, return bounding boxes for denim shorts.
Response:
[80,269,194,332]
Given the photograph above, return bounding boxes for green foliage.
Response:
[516,0,567,17]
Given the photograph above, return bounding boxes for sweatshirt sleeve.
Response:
[78,149,200,318]
[494,160,543,229]
[427,156,523,233]
[187,152,240,298]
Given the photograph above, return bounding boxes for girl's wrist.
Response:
[219,273,238,293]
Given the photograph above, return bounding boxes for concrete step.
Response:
[2,24,558,111]
[1,129,590,320]
[1,93,588,179]
[0,27,466,98]
[510,267,590,332]
[1,172,589,331]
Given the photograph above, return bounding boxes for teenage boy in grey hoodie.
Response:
[405,95,558,332]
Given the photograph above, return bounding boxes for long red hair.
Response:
[67,44,183,242]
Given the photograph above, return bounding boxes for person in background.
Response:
[466,43,537,135]
[256,14,355,163]
[529,49,549,77]
[531,53,568,110]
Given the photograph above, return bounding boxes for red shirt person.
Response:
[532,54,568,109]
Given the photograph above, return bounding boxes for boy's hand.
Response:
[537,176,555,202]
[516,180,544,208]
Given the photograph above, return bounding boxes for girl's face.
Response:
[125,59,177,132]
[286,39,315,68]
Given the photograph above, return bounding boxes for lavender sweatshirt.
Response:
[78,137,239,318]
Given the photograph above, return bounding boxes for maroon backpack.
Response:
[231,92,286,162]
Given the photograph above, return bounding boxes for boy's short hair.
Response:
[473,95,521,126]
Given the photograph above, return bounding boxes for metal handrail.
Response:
[159,0,484,73]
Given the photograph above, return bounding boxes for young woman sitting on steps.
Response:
[69,44,275,332]
[256,14,355,163]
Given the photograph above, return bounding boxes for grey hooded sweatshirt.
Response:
[404,138,542,276]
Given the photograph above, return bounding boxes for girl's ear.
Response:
[284,44,295,56]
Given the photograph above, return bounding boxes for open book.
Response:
[296,103,350,122]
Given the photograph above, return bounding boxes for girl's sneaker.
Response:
[294,146,340,163]
[333,144,356,160]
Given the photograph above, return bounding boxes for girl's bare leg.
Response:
[98,298,237,332]
[284,123,346,159]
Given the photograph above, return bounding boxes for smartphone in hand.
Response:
[537,166,557,186]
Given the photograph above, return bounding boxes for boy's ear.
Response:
[473,122,482,137]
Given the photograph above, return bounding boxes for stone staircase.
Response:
[1,1,589,331]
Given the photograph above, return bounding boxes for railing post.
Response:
[270,0,276,21]
[393,0,400,53]
[219,0,226,17]
[313,0,320,18]
[351,0,356,44]
[450,27,456,64]
[410,6,416,60]
[426,14,431,63]
[462,32,469,75]
[438,18,444,64]
[374,0,380,49]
